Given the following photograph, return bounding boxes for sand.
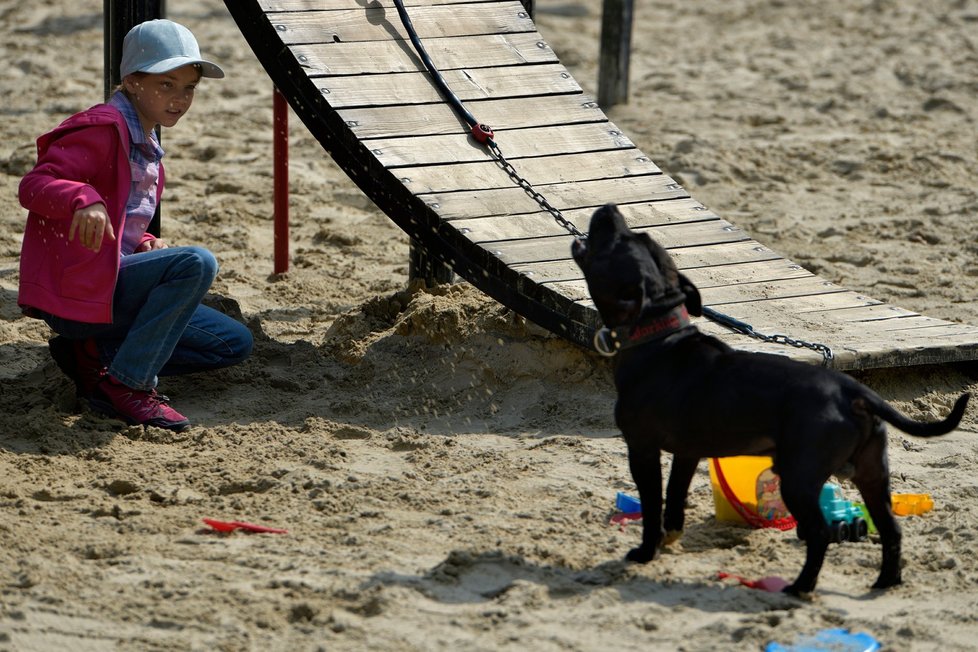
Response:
[1,0,977,650]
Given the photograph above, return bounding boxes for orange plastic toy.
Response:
[892,493,934,516]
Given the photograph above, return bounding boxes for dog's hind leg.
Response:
[850,429,903,589]
[625,443,664,563]
[854,475,902,589]
[778,473,831,596]
[663,455,699,544]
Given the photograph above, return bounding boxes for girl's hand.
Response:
[69,203,116,252]
[136,238,169,253]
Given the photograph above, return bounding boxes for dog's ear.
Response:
[638,232,680,287]
[639,232,702,315]
[678,273,703,317]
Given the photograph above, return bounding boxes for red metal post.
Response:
[273,86,289,274]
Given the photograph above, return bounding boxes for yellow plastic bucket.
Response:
[709,456,793,528]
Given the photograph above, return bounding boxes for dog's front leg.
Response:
[625,443,663,563]
[662,456,700,544]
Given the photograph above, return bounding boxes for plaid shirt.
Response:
[109,91,164,255]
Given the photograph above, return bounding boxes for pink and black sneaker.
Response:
[89,375,190,432]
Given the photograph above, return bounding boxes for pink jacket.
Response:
[18,104,163,324]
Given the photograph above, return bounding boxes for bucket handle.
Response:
[711,458,797,531]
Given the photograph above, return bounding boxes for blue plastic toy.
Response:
[817,483,869,543]
[766,627,881,652]
[615,492,641,513]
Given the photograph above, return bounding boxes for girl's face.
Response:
[123,64,201,135]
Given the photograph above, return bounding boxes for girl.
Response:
[18,19,253,431]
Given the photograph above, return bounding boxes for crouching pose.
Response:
[18,20,252,431]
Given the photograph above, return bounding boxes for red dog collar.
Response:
[593,305,691,356]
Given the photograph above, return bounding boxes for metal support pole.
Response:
[408,242,454,287]
[273,87,290,275]
[103,0,166,236]
[104,0,167,100]
[597,0,634,108]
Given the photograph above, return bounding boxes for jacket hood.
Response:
[36,104,129,156]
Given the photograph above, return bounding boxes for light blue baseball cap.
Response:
[120,19,224,79]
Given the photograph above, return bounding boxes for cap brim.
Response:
[138,56,225,79]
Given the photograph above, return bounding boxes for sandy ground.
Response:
[2,0,978,650]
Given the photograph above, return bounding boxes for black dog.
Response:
[571,203,969,595]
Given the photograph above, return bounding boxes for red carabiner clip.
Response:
[471,122,494,144]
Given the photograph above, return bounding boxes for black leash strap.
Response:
[391,0,586,239]
[702,307,834,364]
[391,0,492,144]
[394,0,494,144]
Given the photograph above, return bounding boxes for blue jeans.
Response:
[43,246,253,391]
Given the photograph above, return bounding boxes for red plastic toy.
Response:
[202,518,288,534]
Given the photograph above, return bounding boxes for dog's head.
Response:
[571,204,702,328]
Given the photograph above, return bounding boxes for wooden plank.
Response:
[525,265,909,329]
[688,261,811,289]
[480,220,751,265]
[270,2,534,45]
[676,300,876,367]
[838,324,978,345]
[448,197,714,241]
[448,193,716,241]
[798,302,909,320]
[367,122,635,167]
[854,316,972,333]
[290,32,559,75]
[565,276,844,310]
[828,339,978,371]
[398,148,660,194]
[691,293,892,331]
[775,294,889,317]
[680,309,971,366]
[426,174,688,219]
[261,0,495,10]
[315,64,582,108]
[700,277,845,306]
[828,326,978,358]
[598,198,719,225]
[570,281,977,371]
[569,280,907,328]
[689,296,931,336]
[522,257,805,287]
[635,221,748,248]
[339,93,603,139]
[648,241,786,270]
[688,321,976,372]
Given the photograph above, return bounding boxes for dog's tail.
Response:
[867,392,970,437]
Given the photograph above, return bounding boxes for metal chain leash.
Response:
[392,0,833,363]
[702,307,834,364]
[391,0,583,239]
[486,141,586,239]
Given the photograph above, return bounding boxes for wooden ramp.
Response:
[225,0,978,370]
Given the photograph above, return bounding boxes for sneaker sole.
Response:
[88,396,191,432]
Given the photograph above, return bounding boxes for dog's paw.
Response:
[625,546,657,564]
[662,530,683,546]
[782,584,814,601]
[871,574,902,590]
